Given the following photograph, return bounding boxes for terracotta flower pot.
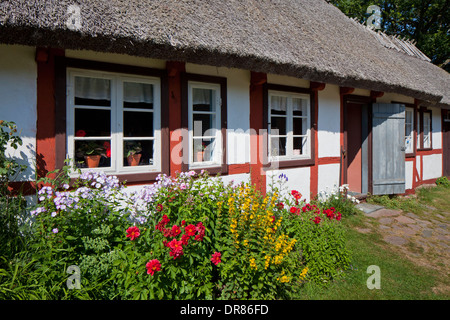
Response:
[196,151,204,162]
[84,155,101,168]
[127,153,142,166]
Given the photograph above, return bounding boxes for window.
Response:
[67,69,161,174]
[181,73,227,174]
[422,111,431,148]
[404,107,414,154]
[188,82,222,166]
[417,108,432,150]
[268,90,311,161]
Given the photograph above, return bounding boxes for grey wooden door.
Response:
[372,103,406,195]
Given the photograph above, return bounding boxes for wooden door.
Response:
[347,103,362,193]
[372,103,405,195]
[443,110,450,177]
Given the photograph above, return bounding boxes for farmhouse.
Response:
[1,0,449,200]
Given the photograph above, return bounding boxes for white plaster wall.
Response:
[267,74,309,88]
[405,160,413,190]
[422,154,442,180]
[66,49,166,69]
[0,45,37,181]
[318,84,340,158]
[186,63,251,165]
[375,92,414,104]
[431,107,442,149]
[416,156,421,181]
[266,167,311,202]
[318,163,340,193]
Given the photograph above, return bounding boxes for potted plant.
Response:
[125,141,142,166]
[77,141,106,168]
[194,141,207,162]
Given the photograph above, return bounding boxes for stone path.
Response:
[355,203,450,280]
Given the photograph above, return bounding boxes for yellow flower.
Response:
[249,257,257,270]
[299,267,308,280]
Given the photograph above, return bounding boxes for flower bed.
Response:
[3,169,352,299]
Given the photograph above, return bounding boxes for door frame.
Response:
[343,94,374,194]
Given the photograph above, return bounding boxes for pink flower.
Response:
[211,252,221,265]
[126,226,140,240]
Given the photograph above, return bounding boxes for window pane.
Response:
[293,136,307,155]
[75,77,111,107]
[270,116,286,135]
[124,111,153,137]
[75,140,111,168]
[423,113,431,148]
[293,98,307,116]
[193,138,215,162]
[123,82,153,109]
[124,140,153,167]
[193,113,216,137]
[270,136,287,157]
[270,96,287,115]
[193,88,215,112]
[75,108,111,137]
[405,109,413,125]
[293,117,308,136]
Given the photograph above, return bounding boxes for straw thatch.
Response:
[0,0,448,106]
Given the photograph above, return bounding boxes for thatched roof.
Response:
[0,0,449,107]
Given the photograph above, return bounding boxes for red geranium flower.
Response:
[156,204,163,212]
[312,216,321,224]
[146,259,161,276]
[167,238,184,259]
[156,214,170,231]
[171,225,181,237]
[184,224,197,237]
[195,222,205,241]
[277,202,284,210]
[211,252,221,266]
[290,206,297,214]
[75,129,86,137]
[181,233,190,245]
[126,226,140,240]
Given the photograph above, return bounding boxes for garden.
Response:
[0,120,355,300]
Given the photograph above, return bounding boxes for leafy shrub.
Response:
[3,167,352,299]
[315,184,360,216]
[435,176,450,187]
[282,190,351,285]
[0,120,28,265]
[215,183,301,299]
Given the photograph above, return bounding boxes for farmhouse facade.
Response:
[0,0,449,200]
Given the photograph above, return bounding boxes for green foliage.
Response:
[0,120,28,266]
[1,165,352,299]
[329,0,450,71]
[435,176,450,187]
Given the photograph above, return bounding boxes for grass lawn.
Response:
[295,185,450,300]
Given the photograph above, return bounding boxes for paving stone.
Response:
[401,227,418,236]
[406,212,420,219]
[384,235,408,246]
[379,217,393,224]
[379,225,391,230]
[366,208,401,219]
[356,203,384,214]
[394,215,416,224]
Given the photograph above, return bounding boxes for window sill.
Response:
[263,158,315,169]
[405,152,416,158]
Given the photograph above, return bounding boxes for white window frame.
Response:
[187,81,222,168]
[66,69,161,176]
[423,111,431,149]
[268,90,311,162]
[405,107,414,154]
